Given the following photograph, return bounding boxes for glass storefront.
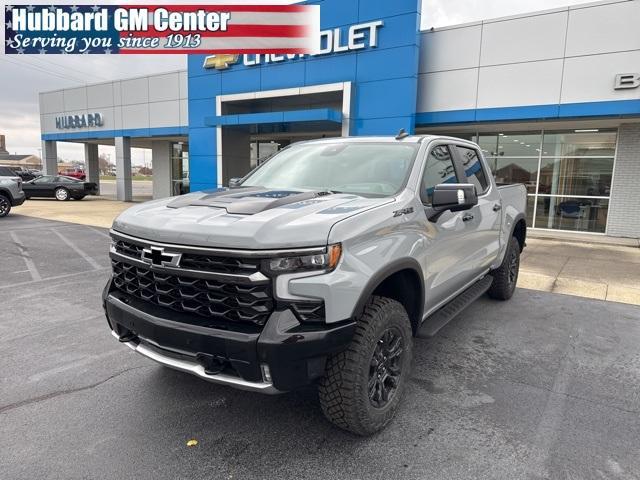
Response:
[171,142,190,196]
[436,129,617,234]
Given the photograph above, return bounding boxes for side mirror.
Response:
[427,183,478,222]
[228,177,242,188]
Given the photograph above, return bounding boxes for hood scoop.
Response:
[167,187,328,215]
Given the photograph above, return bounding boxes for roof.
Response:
[0,154,37,161]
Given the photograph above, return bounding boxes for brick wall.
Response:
[607,123,640,238]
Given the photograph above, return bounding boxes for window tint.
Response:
[34,176,54,183]
[0,166,16,176]
[58,176,77,183]
[421,145,458,204]
[456,146,489,194]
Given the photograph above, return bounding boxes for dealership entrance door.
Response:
[212,83,352,186]
[249,130,341,170]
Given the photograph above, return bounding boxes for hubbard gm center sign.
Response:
[3,4,319,54]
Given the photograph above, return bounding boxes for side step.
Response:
[417,275,493,338]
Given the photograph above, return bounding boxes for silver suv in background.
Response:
[0,166,26,217]
[103,134,527,435]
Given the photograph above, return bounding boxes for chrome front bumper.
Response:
[112,330,280,394]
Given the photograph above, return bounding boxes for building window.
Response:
[436,129,617,234]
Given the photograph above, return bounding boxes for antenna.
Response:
[395,128,409,140]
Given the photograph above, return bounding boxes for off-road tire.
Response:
[319,296,413,436]
[0,194,11,217]
[488,235,520,300]
[55,187,69,201]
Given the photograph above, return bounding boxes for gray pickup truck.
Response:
[0,167,26,217]
[103,134,527,435]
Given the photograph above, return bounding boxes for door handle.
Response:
[493,204,502,212]
[462,213,474,222]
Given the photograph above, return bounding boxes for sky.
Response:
[0,0,590,166]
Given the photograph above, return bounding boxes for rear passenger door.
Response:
[451,144,502,277]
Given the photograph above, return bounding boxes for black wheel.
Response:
[319,296,413,436]
[0,195,11,217]
[73,195,86,200]
[488,236,520,300]
[55,187,69,201]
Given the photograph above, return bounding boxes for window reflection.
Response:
[493,157,539,194]
[538,157,613,197]
[542,130,616,157]
[535,197,608,233]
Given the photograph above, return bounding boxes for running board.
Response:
[417,275,493,338]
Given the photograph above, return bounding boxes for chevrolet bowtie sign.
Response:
[203,20,383,70]
[203,54,240,70]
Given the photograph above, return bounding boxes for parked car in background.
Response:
[0,166,23,188]
[0,175,26,217]
[58,168,86,180]
[0,165,36,182]
[23,175,98,201]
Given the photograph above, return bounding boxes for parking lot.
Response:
[1,215,640,480]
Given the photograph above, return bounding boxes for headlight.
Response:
[265,243,342,274]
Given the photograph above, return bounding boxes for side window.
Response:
[34,176,53,183]
[420,145,459,205]
[456,146,489,194]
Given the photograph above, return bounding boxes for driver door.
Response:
[419,144,481,312]
[31,176,55,197]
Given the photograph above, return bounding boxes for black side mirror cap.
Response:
[426,183,478,222]
[228,177,242,188]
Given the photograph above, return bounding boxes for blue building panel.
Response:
[188,127,216,157]
[186,0,422,185]
[304,54,358,85]
[260,61,307,91]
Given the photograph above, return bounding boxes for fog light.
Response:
[260,364,272,383]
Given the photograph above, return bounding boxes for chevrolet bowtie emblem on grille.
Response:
[141,247,182,267]
[203,54,240,70]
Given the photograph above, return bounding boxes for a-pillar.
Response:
[115,136,132,202]
[42,140,57,175]
[84,143,100,195]
[151,140,172,199]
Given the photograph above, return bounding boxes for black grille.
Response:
[111,260,273,326]
[113,239,261,275]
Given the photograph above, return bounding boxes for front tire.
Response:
[55,187,69,201]
[0,195,11,217]
[319,296,413,436]
[488,235,521,300]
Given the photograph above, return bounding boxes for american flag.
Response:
[4,4,319,55]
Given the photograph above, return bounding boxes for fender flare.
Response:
[0,187,13,201]
[509,213,527,250]
[350,257,425,324]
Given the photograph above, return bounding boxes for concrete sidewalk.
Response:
[11,198,640,306]
[519,238,640,305]
[13,196,134,229]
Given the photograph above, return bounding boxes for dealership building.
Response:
[39,0,640,238]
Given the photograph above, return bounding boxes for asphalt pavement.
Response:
[1,214,639,480]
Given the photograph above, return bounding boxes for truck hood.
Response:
[112,187,393,249]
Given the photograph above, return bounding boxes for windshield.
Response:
[241,142,418,197]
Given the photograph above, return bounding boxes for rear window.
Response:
[0,166,16,176]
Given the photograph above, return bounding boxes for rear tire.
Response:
[319,296,413,436]
[488,235,520,300]
[55,187,69,201]
[0,194,11,217]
